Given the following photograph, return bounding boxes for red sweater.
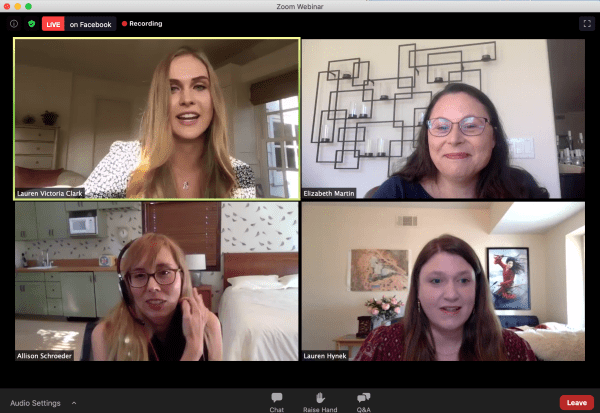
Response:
[354,322,537,361]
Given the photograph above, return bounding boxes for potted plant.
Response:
[41,111,59,126]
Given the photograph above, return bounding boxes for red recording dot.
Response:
[4,3,10,9]
[122,21,127,26]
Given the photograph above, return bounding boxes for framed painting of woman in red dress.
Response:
[487,247,531,310]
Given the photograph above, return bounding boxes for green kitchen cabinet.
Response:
[35,202,68,240]
[15,203,38,241]
[93,272,121,317]
[65,202,98,211]
[15,282,48,315]
[60,272,97,317]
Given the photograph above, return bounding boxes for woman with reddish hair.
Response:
[355,234,536,361]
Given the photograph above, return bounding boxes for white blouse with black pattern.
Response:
[82,141,256,199]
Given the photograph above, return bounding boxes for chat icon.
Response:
[272,393,283,402]
[357,393,371,402]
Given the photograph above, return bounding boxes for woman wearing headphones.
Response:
[91,233,222,360]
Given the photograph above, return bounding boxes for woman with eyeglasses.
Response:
[91,233,222,360]
[371,83,549,198]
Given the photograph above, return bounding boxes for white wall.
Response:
[15,63,147,177]
[301,202,580,351]
[302,39,561,198]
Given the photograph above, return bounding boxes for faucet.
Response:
[39,250,50,267]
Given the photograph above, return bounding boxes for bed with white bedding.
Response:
[218,252,299,361]
[499,316,585,361]
[219,287,298,361]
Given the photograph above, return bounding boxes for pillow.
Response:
[279,274,298,288]
[227,275,284,290]
[57,170,87,187]
[15,166,64,188]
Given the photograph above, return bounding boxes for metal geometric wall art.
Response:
[310,41,497,176]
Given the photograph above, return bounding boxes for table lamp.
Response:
[185,254,206,287]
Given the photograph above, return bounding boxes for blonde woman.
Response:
[83,46,255,198]
[91,233,222,361]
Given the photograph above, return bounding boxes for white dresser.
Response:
[15,125,59,169]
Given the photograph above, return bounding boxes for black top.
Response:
[372,177,433,199]
[149,305,208,361]
[372,168,550,199]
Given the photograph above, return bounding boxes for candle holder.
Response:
[320,124,331,142]
[359,104,368,118]
[376,138,386,156]
[364,139,374,157]
[348,102,358,119]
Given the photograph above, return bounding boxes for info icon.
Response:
[579,16,595,31]
[7,16,22,31]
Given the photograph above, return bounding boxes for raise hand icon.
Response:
[316,393,325,404]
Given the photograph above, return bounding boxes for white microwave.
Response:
[69,216,98,235]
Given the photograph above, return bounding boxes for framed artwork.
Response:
[487,247,531,310]
[348,249,409,292]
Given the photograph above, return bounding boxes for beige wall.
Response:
[302,202,582,351]
[544,209,585,325]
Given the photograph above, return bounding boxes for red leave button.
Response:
[560,395,594,410]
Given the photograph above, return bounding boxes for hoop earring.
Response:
[418,300,421,313]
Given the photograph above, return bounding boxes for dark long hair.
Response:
[402,234,507,361]
[505,257,525,274]
[394,83,548,198]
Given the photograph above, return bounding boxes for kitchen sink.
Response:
[26,266,58,270]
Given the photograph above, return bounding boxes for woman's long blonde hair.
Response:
[126,46,236,198]
[101,233,194,360]
[402,234,508,361]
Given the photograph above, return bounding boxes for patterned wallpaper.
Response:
[15,206,142,266]
[221,201,298,253]
[203,201,299,310]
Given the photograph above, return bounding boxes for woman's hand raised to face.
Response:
[180,288,210,357]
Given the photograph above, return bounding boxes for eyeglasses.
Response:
[426,116,491,137]
[127,269,180,288]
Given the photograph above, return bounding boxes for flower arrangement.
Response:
[365,295,404,320]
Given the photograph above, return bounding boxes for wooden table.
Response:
[333,334,366,359]
[194,285,212,311]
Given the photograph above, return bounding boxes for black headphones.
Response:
[115,237,162,360]
[117,238,142,321]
